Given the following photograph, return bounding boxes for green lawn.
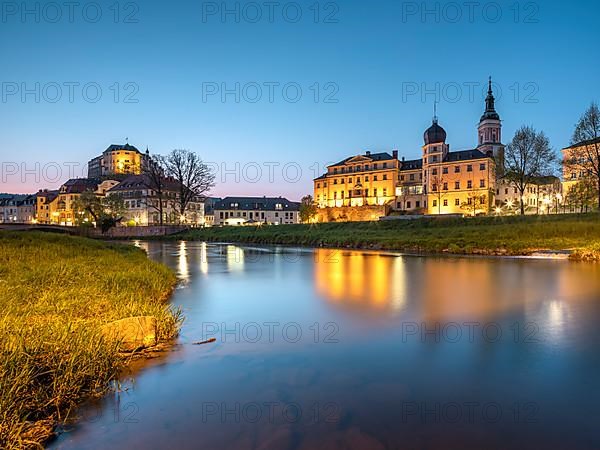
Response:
[175,214,600,260]
[0,232,180,449]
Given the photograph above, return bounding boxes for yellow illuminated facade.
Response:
[561,139,600,205]
[87,143,149,178]
[314,151,400,209]
[36,190,59,224]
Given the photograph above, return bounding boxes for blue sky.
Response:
[1,0,598,198]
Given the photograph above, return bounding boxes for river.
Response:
[52,241,600,449]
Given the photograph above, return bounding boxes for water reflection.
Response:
[177,241,190,281]
[314,250,408,313]
[53,243,600,450]
[314,249,600,323]
[199,242,209,274]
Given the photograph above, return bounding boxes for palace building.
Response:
[314,78,504,221]
[87,143,149,178]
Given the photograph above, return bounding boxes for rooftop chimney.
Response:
[402,156,405,162]
[392,150,398,159]
[366,150,371,156]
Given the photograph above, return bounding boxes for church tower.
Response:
[422,103,449,195]
[477,77,504,173]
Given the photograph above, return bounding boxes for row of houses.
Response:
[1,143,300,227]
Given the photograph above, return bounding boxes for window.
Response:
[455,181,460,190]
[407,201,412,208]
[505,188,508,194]
[443,182,448,191]
[480,179,485,188]
[455,166,461,173]
[433,200,438,207]
[443,167,448,174]
[443,199,448,207]
[372,175,376,181]
[432,168,438,175]
[467,165,473,172]
[432,184,438,192]
[365,176,369,182]
[416,201,420,208]
[400,175,405,181]
[373,188,378,196]
[467,180,473,189]
[334,179,337,184]
[480,163,486,170]
[383,163,387,168]
[455,198,460,206]
[383,188,387,196]
[348,177,352,183]
[409,174,415,181]
[383,174,387,180]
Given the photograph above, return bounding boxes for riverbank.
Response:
[0,232,180,449]
[170,214,600,261]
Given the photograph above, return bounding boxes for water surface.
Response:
[53,242,600,449]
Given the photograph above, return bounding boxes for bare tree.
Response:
[565,103,600,210]
[460,192,487,217]
[142,154,168,225]
[164,149,216,222]
[504,126,556,215]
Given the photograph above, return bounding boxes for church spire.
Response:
[433,101,438,124]
[481,76,500,121]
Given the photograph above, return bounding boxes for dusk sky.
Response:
[1,0,598,198]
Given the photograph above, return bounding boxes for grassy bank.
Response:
[174,214,600,260]
[0,232,180,449]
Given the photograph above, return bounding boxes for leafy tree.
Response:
[504,126,557,215]
[164,149,216,223]
[565,102,600,210]
[101,193,126,220]
[72,191,103,224]
[299,195,318,223]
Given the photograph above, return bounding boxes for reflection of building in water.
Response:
[314,249,408,312]
[315,252,600,321]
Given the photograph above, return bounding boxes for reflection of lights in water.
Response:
[200,242,209,274]
[178,241,190,281]
[226,245,244,271]
[546,299,569,342]
[132,240,149,253]
[390,257,407,312]
[314,250,406,313]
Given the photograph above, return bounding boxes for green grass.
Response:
[173,214,600,260]
[0,232,180,449]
